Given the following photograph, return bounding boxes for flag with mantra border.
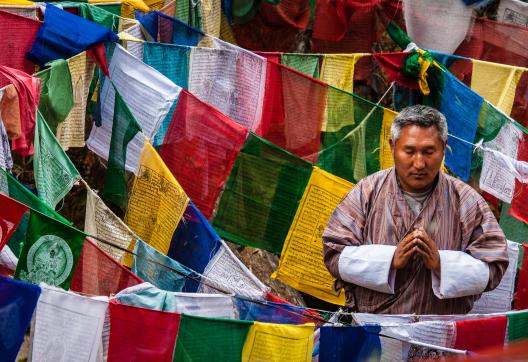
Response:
[15,210,85,289]
[0,193,28,251]
[34,110,80,209]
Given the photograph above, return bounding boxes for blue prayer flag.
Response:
[143,43,190,89]
[0,276,41,362]
[168,202,221,292]
[26,4,118,68]
[440,72,483,181]
[319,325,382,362]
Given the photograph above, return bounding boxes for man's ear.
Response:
[389,139,395,152]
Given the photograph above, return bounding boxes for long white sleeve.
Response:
[338,245,397,294]
[431,250,489,299]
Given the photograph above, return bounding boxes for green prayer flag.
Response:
[36,59,74,133]
[0,168,70,225]
[102,86,142,207]
[34,111,80,209]
[507,311,528,342]
[319,87,383,183]
[78,3,120,32]
[173,314,252,362]
[500,203,528,269]
[213,133,313,254]
[15,210,85,289]
[176,0,202,30]
[281,54,320,79]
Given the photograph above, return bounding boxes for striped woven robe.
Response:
[322,167,508,314]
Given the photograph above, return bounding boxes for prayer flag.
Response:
[108,301,180,362]
[0,10,41,87]
[173,314,252,361]
[132,239,192,292]
[124,141,189,266]
[84,187,136,262]
[453,316,507,352]
[471,60,524,116]
[0,118,12,170]
[34,110,80,209]
[439,71,483,181]
[0,276,41,362]
[36,59,74,133]
[0,168,70,225]
[143,43,190,89]
[514,244,528,310]
[188,45,266,132]
[197,240,268,299]
[280,54,320,79]
[213,133,313,254]
[15,210,85,289]
[158,90,248,219]
[102,85,142,207]
[87,44,181,174]
[70,238,143,296]
[26,4,118,68]
[507,311,528,342]
[257,59,326,163]
[319,325,382,362]
[320,54,367,92]
[0,65,41,156]
[168,202,221,293]
[241,322,315,362]
[116,283,237,317]
[509,133,528,224]
[272,167,351,305]
[57,52,96,150]
[236,296,318,325]
[31,284,108,362]
[319,87,383,183]
[500,203,528,246]
[379,108,398,170]
[0,193,27,252]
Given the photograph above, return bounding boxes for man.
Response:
[322,105,508,314]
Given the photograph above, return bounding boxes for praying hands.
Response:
[391,227,440,272]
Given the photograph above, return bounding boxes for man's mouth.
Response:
[411,173,427,178]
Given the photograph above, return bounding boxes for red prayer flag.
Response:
[108,301,181,362]
[453,316,507,352]
[0,10,41,88]
[70,238,143,296]
[514,244,528,310]
[159,90,248,219]
[0,193,28,252]
[0,65,41,156]
[257,59,326,163]
[373,52,419,89]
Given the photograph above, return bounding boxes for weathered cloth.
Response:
[322,167,508,314]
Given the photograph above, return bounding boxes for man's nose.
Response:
[413,154,425,169]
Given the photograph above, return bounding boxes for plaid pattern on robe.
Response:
[322,168,508,314]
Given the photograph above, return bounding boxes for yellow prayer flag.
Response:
[57,52,95,150]
[471,59,524,116]
[0,0,34,5]
[123,141,189,266]
[201,0,221,38]
[320,54,368,93]
[272,167,352,305]
[379,108,397,170]
[241,322,315,362]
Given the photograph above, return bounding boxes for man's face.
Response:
[390,125,446,193]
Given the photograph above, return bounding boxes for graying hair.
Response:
[390,105,448,143]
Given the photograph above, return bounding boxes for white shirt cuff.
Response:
[431,250,489,299]
[338,245,397,294]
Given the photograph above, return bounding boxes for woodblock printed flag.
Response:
[272,167,352,305]
[213,133,313,254]
[15,210,85,290]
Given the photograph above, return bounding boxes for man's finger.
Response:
[401,238,418,252]
[415,238,433,255]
